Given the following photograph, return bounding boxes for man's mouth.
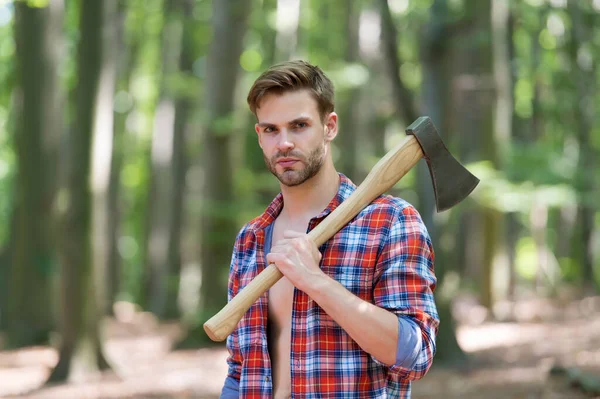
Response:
[277,158,299,167]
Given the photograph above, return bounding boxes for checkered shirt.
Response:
[225,173,439,398]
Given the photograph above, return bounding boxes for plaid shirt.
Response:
[225,174,439,398]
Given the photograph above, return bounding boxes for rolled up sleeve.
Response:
[373,204,439,380]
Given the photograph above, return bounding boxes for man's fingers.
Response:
[266,251,283,264]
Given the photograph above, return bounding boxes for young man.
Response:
[220,60,439,398]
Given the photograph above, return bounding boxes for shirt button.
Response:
[265,376,271,382]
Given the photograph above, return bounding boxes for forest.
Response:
[0,0,598,397]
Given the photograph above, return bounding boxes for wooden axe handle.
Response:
[203,135,424,342]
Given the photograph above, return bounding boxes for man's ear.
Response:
[255,123,263,149]
[324,112,338,142]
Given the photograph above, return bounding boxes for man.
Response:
[220,60,439,398]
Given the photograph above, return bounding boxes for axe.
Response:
[204,116,479,342]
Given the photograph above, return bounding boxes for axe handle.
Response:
[204,135,424,342]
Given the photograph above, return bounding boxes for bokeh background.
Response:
[0,0,599,398]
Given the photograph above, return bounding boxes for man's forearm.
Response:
[304,272,399,365]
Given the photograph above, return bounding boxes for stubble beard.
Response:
[264,143,326,187]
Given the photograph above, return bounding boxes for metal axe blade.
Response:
[406,116,480,212]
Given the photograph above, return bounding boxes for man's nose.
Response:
[276,130,294,152]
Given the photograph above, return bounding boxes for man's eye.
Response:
[264,127,274,133]
[295,122,307,129]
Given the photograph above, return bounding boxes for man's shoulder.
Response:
[233,210,272,244]
[365,194,419,219]
[235,217,261,241]
[372,194,413,208]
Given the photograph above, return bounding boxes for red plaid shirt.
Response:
[224,174,439,398]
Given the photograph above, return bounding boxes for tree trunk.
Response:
[186,0,250,345]
[166,0,195,319]
[478,0,499,311]
[107,1,143,313]
[378,0,418,126]
[450,0,496,310]
[490,0,513,307]
[143,0,190,320]
[419,0,452,238]
[48,0,112,383]
[530,22,543,142]
[91,0,119,320]
[105,1,132,316]
[567,0,597,294]
[359,4,388,175]
[379,0,439,228]
[243,0,279,207]
[7,0,63,348]
[336,0,360,182]
[419,0,467,366]
[506,10,519,304]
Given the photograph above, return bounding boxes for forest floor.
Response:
[1,295,599,399]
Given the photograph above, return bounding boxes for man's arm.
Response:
[371,204,439,379]
[267,204,438,377]
[302,272,401,365]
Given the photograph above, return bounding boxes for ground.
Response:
[1,295,599,399]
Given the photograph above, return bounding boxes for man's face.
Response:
[255,90,336,187]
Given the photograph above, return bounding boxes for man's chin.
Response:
[278,174,305,187]
[272,169,306,187]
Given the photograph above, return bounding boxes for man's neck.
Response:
[278,160,340,224]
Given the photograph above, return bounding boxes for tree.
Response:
[378,0,437,229]
[449,0,498,310]
[103,0,131,316]
[142,0,192,320]
[91,0,119,318]
[7,0,63,348]
[49,0,113,382]
[336,0,361,182]
[190,0,251,344]
[419,0,468,365]
[567,0,597,294]
[378,0,418,125]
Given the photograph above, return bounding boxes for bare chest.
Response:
[267,225,296,329]
[267,219,310,396]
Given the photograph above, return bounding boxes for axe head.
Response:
[406,116,480,212]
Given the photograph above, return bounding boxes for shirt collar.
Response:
[250,173,356,231]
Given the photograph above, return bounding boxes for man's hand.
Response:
[266,230,325,292]
[266,230,403,367]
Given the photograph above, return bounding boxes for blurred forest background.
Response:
[0,0,599,397]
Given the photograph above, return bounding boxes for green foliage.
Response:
[240,49,263,72]
[0,107,14,246]
[515,236,537,280]
[469,160,577,214]
[23,0,48,8]
[328,62,370,90]
[1,0,599,339]
[506,142,577,185]
[0,6,13,246]
[164,70,200,99]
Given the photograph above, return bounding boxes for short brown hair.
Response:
[247,60,335,122]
